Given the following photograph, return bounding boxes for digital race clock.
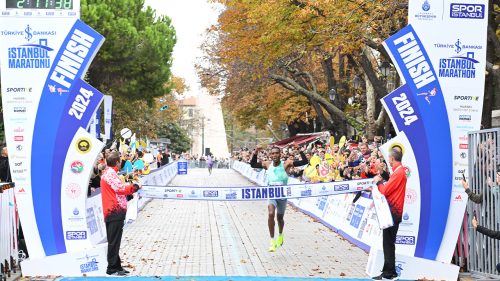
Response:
[6,0,73,9]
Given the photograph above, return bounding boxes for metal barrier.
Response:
[466,128,500,279]
[187,160,230,169]
[0,183,17,281]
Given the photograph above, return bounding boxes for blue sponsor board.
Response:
[349,205,365,229]
[203,190,218,198]
[66,231,87,240]
[177,161,187,175]
[450,3,485,19]
[384,25,452,259]
[31,19,104,255]
[396,235,416,245]
[334,184,349,192]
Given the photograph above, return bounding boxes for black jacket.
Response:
[477,225,500,239]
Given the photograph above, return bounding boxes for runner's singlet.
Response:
[267,161,288,186]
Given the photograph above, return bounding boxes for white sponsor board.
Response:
[408,0,487,263]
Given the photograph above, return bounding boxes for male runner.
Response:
[250,143,308,252]
[207,153,214,175]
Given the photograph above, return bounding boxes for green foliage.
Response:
[157,122,192,153]
[81,0,176,105]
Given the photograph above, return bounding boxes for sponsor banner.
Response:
[140,178,375,200]
[30,20,104,256]
[104,95,112,140]
[380,133,421,256]
[408,0,488,263]
[383,24,452,260]
[0,16,77,258]
[85,192,107,246]
[61,128,104,252]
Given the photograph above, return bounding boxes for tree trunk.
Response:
[365,73,377,140]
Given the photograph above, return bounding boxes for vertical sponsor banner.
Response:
[104,95,112,140]
[87,107,100,138]
[408,0,488,262]
[380,132,421,256]
[61,128,104,252]
[0,14,79,258]
[30,20,104,256]
[383,25,452,260]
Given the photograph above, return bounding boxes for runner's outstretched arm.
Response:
[293,151,308,167]
[250,145,268,169]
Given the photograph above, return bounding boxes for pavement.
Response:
[118,168,369,279]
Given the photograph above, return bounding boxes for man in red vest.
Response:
[371,148,407,280]
[101,151,141,276]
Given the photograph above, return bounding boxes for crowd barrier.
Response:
[187,160,230,169]
[0,183,17,281]
[466,129,500,278]
[231,161,382,251]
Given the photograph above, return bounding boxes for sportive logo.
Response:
[460,152,467,159]
[14,135,23,141]
[70,161,84,174]
[454,194,464,202]
[455,95,479,101]
[459,143,468,149]
[76,138,92,154]
[6,87,31,93]
[73,208,80,215]
[450,3,485,19]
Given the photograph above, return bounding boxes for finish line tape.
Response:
[139,178,375,200]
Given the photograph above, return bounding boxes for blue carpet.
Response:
[59,277,376,281]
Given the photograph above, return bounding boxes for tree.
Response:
[157,122,192,153]
[199,0,408,139]
[81,0,179,138]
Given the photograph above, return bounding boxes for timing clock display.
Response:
[6,0,73,9]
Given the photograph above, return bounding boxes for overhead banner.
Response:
[378,0,488,268]
[140,178,375,201]
[104,95,112,140]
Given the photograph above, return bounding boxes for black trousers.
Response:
[381,215,401,276]
[106,219,124,273]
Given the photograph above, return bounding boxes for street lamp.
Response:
[328,88,336,102]
[380,61,392,77]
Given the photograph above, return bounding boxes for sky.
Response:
[144,0,222,97]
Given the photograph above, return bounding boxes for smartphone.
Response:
[462,173,466,182]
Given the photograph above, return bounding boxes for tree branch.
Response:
[269,73,346,121]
